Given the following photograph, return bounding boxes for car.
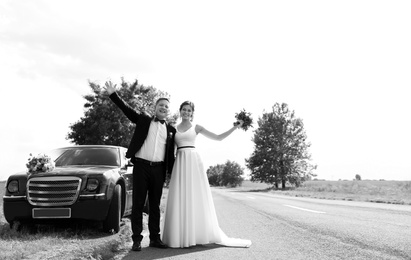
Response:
[3,145,134,233]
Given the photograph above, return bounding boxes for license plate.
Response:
[32,208,71,219]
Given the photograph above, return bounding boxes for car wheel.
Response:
[8,220,16,230]
[103,184,121,233]
[9,220,34,232]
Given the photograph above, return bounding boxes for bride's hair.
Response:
[179,101,195,121]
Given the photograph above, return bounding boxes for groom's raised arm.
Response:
[104,81,140,123]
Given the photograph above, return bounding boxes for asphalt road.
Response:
[121,188,411,260]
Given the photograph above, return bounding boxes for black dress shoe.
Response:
[131,241,142,251]
[149,239,168,249]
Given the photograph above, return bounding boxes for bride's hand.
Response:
[235,120,244,129]
[104,80,117,95]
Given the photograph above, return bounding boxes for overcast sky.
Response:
[1,0,410,181]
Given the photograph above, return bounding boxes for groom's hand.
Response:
[104,81,117,95]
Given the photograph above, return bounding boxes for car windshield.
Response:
[53,147,120,167]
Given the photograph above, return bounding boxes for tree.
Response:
[220,160,245,187]
[67,78,170,146]
[355,174,361,181]
[206,164,224,186]
[206,160,244,187]
[246,103,316,189]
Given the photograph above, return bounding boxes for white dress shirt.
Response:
[135,120,167,162]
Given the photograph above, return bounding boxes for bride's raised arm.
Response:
[195,120,244,141]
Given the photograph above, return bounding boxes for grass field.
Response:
[235,180,411,205]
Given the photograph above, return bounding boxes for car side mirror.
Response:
[125,159,133,173]
[126,159,134,167]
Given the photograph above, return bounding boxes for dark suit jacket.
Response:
[109,93,176,177]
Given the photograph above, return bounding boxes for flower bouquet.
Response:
[26,153,55,175]
[233,109,254,131]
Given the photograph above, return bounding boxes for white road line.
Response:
[284,204,326,214]
[246,196,256,200]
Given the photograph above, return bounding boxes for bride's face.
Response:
[180,105,193,120]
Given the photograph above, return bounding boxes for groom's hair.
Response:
[155,97,170,106]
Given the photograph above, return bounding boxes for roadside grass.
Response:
[0,219,130,260]
[0,181,164,260]
[236,180,411,205]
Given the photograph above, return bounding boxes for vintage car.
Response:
[3,145,133,233]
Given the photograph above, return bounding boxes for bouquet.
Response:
[234,109,254,131]
[26,153,55,174]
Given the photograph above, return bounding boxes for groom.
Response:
[104,81,176,251]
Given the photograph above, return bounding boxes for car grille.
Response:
[27,176,82,206]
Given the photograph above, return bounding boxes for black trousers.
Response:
[131,161,165,243]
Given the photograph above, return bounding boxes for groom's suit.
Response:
[109,92,175,243]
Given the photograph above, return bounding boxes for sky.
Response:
[1,0,410,182]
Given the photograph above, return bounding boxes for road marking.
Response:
[284,205,326,214]
[246,196,256,200]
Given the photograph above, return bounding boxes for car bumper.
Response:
[3,194,111,223]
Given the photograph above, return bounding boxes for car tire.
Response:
[10,220,34,232]
[8,221,15,229]
[103,184,121,233]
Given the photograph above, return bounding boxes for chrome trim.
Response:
[29,190,76,194]
[79,193,105,198]
[3,195,26,199]
[29,184,79,188]
[27,176,82,206]
[32,208,71,219]
[30,197,76,201]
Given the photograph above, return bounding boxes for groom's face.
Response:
[155,99,170,120]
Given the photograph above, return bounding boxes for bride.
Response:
[162,100,252,248]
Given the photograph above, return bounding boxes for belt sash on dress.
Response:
[177,146,195,150]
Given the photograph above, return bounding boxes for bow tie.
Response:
[154,117,166,124]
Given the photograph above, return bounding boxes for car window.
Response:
[54,148,120,167]
[49,148,67,161]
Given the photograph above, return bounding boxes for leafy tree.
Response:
[355,174,361,181]
[221,160,244,187]
[206,160,244,187]
[246,103,316,189]
[67,78,170,147]
[206,164,224,186]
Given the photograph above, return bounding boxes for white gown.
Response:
[162,125,252,248]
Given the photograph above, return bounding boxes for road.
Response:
[121,188,411,260]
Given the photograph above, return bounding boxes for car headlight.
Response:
[7,180,19,193]
[86,178,99,191]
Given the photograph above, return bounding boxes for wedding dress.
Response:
[162,125,252,248]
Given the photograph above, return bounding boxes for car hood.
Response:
[8,166,120,180]
[22,166,119,178]
[50,166,118,175]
